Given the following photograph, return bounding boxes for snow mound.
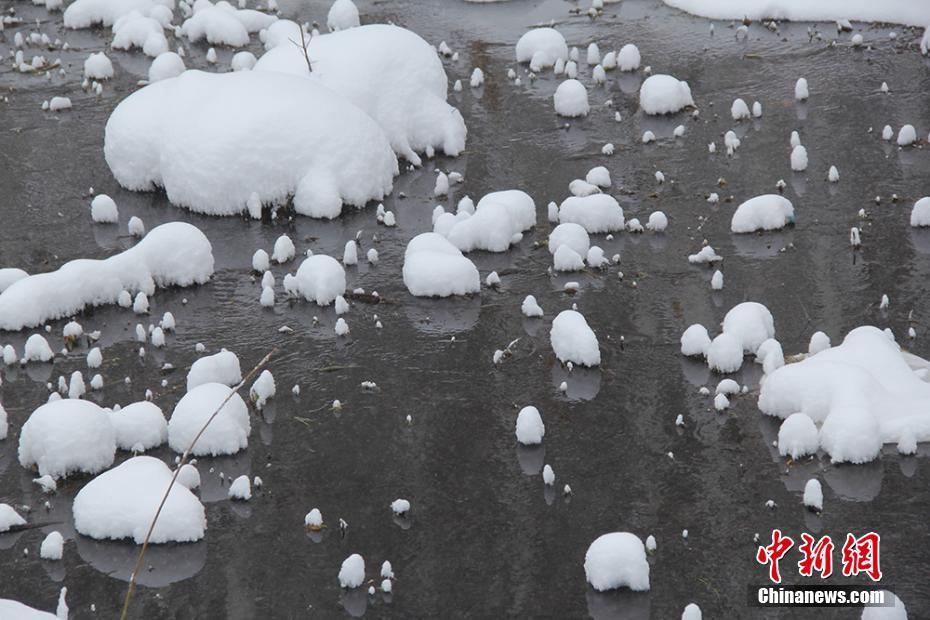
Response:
[403,233,480,297]
[339,553,365,588]
[291,255,346,306]
[707,333,743,373]
[617,43,641,71]
[180,1,277,47]
[681,324,711,357]
[108,401,168,451]
[112,10,168,57]
[327,0,360,31]
[759,326,930,464]
[73,456,206,544]
[168,383,250,456]
[0,268,28,294]
[84,52,114,79]
[64,0,173,29]
[434,190,536,252]
[187,349,242,390]
[549,222,590,259]
[551,310,600,367]
[515,28,568,68]
[0,503,27,532]
[639,74,693,115]
[0,222,213,331]
[778,413,819,459]
[554,79,589,117]
[558,194,625,233]
[909,197,930,227]
[149,51,186,82]
[105,70,397,219]
[18,399,116,478]
[723,302,775,355]
[255,24,466,165]
[662,0,930,27]
[731,195,794,233]
[584,532,650,592]
[0,599,58,619]
[515,406,545,445]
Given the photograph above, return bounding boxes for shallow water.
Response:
[1,0,930,617]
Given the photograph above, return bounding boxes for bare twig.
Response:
[119,348,277,620]
[289,23,313,74]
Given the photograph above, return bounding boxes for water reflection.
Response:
[585,589,651,620]
[551,365,602,401]
[75,536,207,587]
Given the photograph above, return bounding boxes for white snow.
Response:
[584,532,650,592]
[681,324,711,357]
[808,331,831,355]
[795,77,809,100]
[91,194,118,223]
[682,604,702,620]
[339,554,365,588]
[108,401,167,451]
[73,455,206,543]
[662,1,930,27]
[0,503,27,532]
[255,24,466,165]
[515,406,545,445]
[24,335,54,362]
[272,235,295,264]
[112,11,168,57]
[402,233,480,297]
[40,531,64,560]
[803,478,823,511]
[646,211,668,232]
[731,195,795,233]
[515,28,568,69]
[616,44,640,71]
[910,197,930,227]
[778,413,820,459]
[433,190,536,253]
[64,0,173,29]
[707,333,743,373]
[731,98,750,120]
[861,591,908,619]
[760,326,930,464]
[18,399,116,478]
[168,383,250,456]
[84,52,114,79]
[790,145,808,171]
[558,195,625,233]
[105,70,397,219]
[148,51,186,82]
[0,222,213,331]
[550,310,600,367]
[180,1,277,47]
[305,508,323,528]
[250,370,275,408]
[290,255,347,305]
[0,269,28,294]
[231,50,257,71]
[327,0,360,32]
[897,124,917,146]
[553,79,589,117]
[639,74,693,115]
[187,349,242,390]
[228,474,252,500]
[548,223,590,265]
[521,295,544,318]
[390,498,410,515]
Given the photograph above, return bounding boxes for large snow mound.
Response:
[731,195,795,233]
[639,74,693,115]
[663,0,930,27]
[433,190,536,252]
[187,349,242,390]
[73,456,206,544]
[64,0,173,29]
[254,24,466,165]
[18,399,116,478]
[0,222,213,331]
[558,195,625,233]
[104,70,397,219]
[180,0,277,47]
[290,255,346,306]
[108,401,168,451]
[722,302,775,355]
[168,383,250,456]
[584,532,650,592]
[759,326,930,464]
[403,233,480,297]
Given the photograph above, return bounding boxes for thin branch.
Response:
[289,23,313,74]
[119,348,277,620]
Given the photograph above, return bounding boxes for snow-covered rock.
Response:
[64,0,173,29]
[286,254,346,306]
[646,211,668,232]
[187,349,242,390]
[584,532,650,592]
[91,194,118,223]
[339,554,365,588]
[148,51,186,82]
[553,79,589,117]
[327,0,360,31]
[0,222,213,331]
[550,310,600,367]
[402,233,480,297]
[722,302,775,355]
[84,52,114,79]
[434,190,536,252]
[255,24,466,165]
[24,334,54,361]
[40,531,64,560]
[112,10,168,57]
[558,195,625,233]
[0,503,27,532]
[168,383,250,456]
[681,324,711,357]
[73,456,206,543]
[105,70,397,219]
[777,413,819,459]
[731,195,795,233]
[180,1,277,47]
[707,333,743,373]
[108,401,167,451]
[521,295,544,318]
[18,399,116,478]
[250,370,275,408]
[515,406,545,445]
[228,474,252,500]
[910,197,930,227]
[639,74,693,114]
[616,43,641,71]
[0,269,28,294]
[790,145,808,171]
[760,326,930,464]
[515,28,568,68]
[661,1,930,27]
[897,124,917,146]
[548,223,590,262]
[803,478,823,511]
